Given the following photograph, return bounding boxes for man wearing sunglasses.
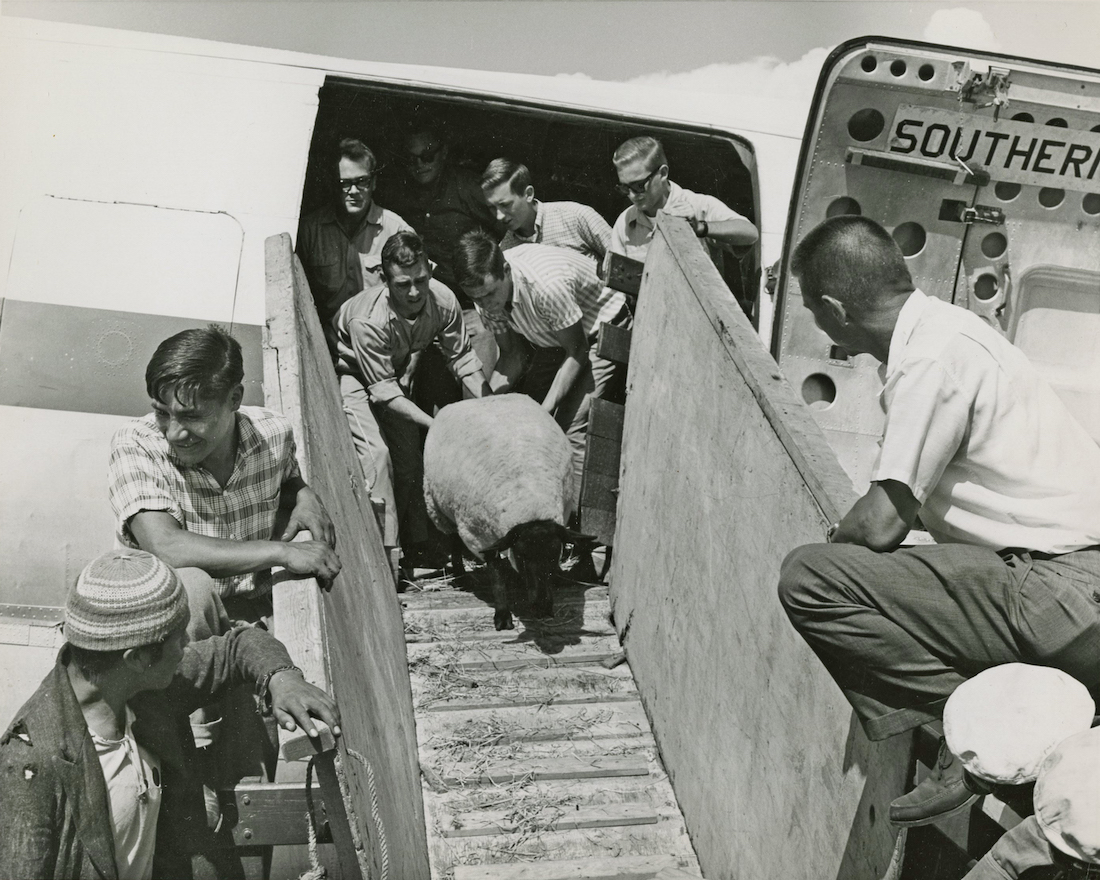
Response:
[379,122,504,303]
[379,121,506,412]
[609,136,758,272]
[296,138,412,354]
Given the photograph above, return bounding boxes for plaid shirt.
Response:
[478,243,626,349]
[499,200,611,264]
[108,406,301,598]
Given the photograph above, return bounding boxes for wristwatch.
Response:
[694,219,709,238]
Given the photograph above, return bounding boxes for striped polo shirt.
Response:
[499,200,612,265]
[479,243,626,349]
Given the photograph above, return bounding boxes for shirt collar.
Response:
[629,181,682,231]
[319,201,383,229]
[882,289,929,380]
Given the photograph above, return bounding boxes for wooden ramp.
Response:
[402,571,702,880]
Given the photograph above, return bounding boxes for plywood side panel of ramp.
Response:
[609,219,909,880]
[264,233,430,880]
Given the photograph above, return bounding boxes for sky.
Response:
[4,1,1099,130]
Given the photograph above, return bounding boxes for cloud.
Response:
[623,46,832,115]
[922,8,1002,52]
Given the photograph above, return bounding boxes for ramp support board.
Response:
[609,216,909,880]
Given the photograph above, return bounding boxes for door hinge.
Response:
[952,62,1012,114]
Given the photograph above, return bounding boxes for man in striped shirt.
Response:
[453,231,631,508]
[481,158,612,268]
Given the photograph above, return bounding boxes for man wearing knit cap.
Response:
[0,550,340,880]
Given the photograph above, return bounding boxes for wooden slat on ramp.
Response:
[402,569,701,878]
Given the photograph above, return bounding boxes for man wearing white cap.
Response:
[0,550,340,879]
[964,725,1100,879]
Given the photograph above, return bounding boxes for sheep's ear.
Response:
[560,527,597,546]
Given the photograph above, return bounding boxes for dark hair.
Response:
[380,231,428,281]
[145,325,244,406]
[481,158,532,195]
[68,640,167,685]
[452,230,505,292]
[336,138,376,174]
[613,136,667,171]
[790,216,914,311]
[403,117,445,147]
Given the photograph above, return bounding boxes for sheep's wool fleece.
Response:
[943,663,1095,784]
[423,394,575,556]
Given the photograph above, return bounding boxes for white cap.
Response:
[1035,726,1100,864]
[943,663,1095,785]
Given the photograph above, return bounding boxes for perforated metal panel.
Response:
[776,39,1100,492]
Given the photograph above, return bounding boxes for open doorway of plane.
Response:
[296,76,763,321]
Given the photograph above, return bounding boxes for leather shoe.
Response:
[889,737,991,827]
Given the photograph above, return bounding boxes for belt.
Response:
[999,544,1100,562]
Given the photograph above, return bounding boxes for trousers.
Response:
[778,542,1100,741]
[516,311,631,512]
[340,372,429,548]
[963,815,1099,879]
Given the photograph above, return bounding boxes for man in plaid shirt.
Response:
[481,158,611,268]
[453,231,631,512]
[108,326,341,631]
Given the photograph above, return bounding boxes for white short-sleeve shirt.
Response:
[872,290,1100,553]
[609,181,744,264]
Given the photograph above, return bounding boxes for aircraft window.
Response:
[1012,112,1035,123]
[1038,187,1065,208]
[847,109,885,142]
[995,182,1022,201]
[1092,124,1100,133]
[860,55,878,74]
[1083,193,1100,215]
[299,78,760,316]
[801,373,836,410]
[974,273,999,301]
[826,196,862,217]
[1046,117,1068,128]
[918,64,936,82]
[889,59,907,78]
[981,232,1008,259]
[892,221,926,257]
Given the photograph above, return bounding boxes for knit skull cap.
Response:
[65,550,189,651]
[943,663,1095,785]
[1035,726,1100,864]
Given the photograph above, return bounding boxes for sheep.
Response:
[423,393,578,630]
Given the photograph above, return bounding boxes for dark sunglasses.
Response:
[339,175,375,193]
[407,144,443,166]
[615,168,659,197]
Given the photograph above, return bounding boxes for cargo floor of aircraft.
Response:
[403,569,702,879]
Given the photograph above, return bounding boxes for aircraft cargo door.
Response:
[773,38,1100,492]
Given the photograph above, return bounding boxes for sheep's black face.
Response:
[511,523,564,620]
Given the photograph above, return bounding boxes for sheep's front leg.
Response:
[449,533,467,586]
[490,560,514,631]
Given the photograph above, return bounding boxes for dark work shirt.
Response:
[379,165,504,304]
[295,201,412,330]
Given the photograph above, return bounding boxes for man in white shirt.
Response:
[777,216,1100,827]
[608,135,758,269]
